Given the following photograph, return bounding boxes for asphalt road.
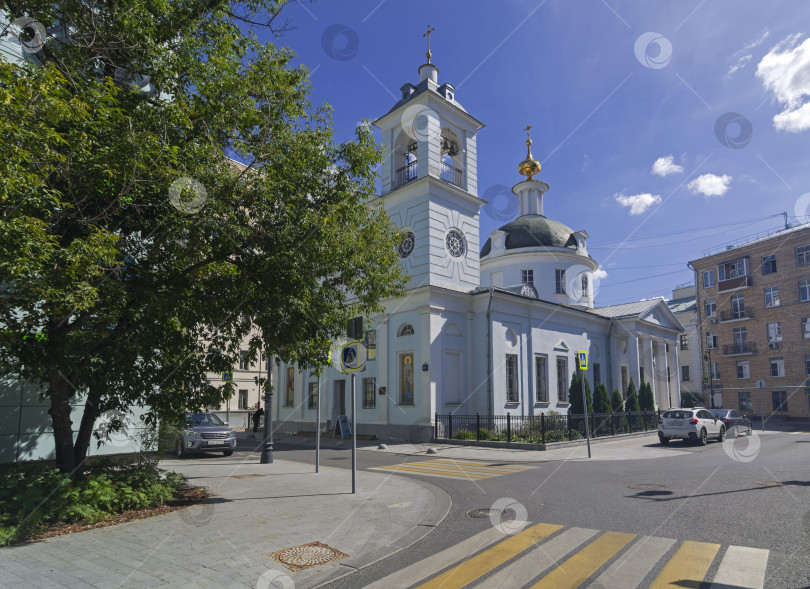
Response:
[235,430,810,588]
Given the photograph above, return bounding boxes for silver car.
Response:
[657,408,726,446]
[176,412,236,457]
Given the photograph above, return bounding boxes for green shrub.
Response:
[0,463,187,545]
[453,429,476,440]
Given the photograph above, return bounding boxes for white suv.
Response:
[657,408,726,446]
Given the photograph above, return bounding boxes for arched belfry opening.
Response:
[439,127,463,188]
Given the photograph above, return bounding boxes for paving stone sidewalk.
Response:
[0,457,449,589]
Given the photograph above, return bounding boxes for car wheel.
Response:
[175,439,186,458]
[718,425,726,442]
[223,449,233,457]
[658,433,670,446]
[698,428,708,446]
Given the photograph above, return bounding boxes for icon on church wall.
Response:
[400,353,414,404]
[321,24,360,61]
[634,32,672,69]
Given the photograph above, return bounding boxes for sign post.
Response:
[342,338,367,494]
[260,359,274,464]
[313,344,331,475]
[576,350,592,459]
[757,380,766,431]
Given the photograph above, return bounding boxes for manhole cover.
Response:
[757,480,783,487]
[267,541,348,571]
[466,508,507,519]
[628,483,667,491]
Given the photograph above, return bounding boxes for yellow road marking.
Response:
[530,531,636,588]
[416,522,563,589]
[649,540,720,588]
[372,465,492,479]
[427,460,533,471]
[404,462,531,475]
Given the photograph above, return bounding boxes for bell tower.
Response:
[373,27,485,292]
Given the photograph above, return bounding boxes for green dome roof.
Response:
[480,216,577,257]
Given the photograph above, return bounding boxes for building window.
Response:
[801,279,810,302]
[535,355,548,403]
[284,367,295,407]
[733,327,747,353]
[804,318,810,339]
[593,363,601,385]
[506,354,519,403]
[680,335,689,350]
[718,257,749,280]
[667,366,671,382]
[397,323,415,336]
[796,244,810,267]
[767,322,782,343]
[681,365,691,382]
[557,357,568,402]
[308,382,319,409]
[239,350,250,370]
[555,269,566,294]
[736,361,750,379]
[770,357,785,378]
[806,354,810,376]
[621,365,628,396]
[765,287,780,308]
[445,228,466,258]
[710,362,720,380]
[238,389,248,410]
[731,293,745,319]
[399,352,415,405]
[703,270,715,288]
[640,366,645,384]
[772,390,788,412]
[521,269,534,285]
[362,378,376,409]
[762,254,777,275]
[397,231,415,259]
[261,354,269,372]
[581,273,589,297]
[739,392,752,412]
[706,333,718,349]
[704,300,716,318]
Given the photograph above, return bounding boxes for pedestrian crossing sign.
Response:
[577,351,587,370]
[341,341,367,374]
[222,372,233,382]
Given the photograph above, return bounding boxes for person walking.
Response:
[252,406,264,432]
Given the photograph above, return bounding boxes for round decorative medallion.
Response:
[445,228,466,258]
[397,230,415,258]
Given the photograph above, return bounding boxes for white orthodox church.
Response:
[272,52,684,441]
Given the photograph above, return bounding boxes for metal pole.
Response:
[351,372,357,494]
[761,389,765,432]
[316,377,321,473]
[582,374,591,458]
[260,358,274,464]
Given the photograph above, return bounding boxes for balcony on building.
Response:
[717,257,751,292]
[394,160,418,189]
[719,308,755,322]
[722,342,757,356]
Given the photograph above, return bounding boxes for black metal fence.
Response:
[434,411,661,445]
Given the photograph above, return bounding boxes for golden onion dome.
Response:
[518,138,541,180]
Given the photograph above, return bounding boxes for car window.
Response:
[188,413,225,426]
[701,410,716,419]
[709,410,725,418]
[730,410,739,418]
[663,410,692,419]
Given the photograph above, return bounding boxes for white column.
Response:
[466,312,474,413]
[629,334,641,395]
[647,338,655,397]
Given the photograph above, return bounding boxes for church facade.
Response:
[270,56,684,441]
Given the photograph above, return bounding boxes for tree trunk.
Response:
[48,372,77,474]
[73,394,99,478]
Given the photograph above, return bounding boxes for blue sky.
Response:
[273,0,810,306]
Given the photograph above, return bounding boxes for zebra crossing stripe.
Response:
[649,540,720,588]
[362,524,514,589]
[427,460,533,471]
[475,527,599,589]
[593,535,677,589]
[391,461,525,475]
[372,465,492,479]
[529,531,636,588]
[415,522,563,589]
[710,545,770,589]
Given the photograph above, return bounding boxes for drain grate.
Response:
[466,508,507,519]
[757,480,783,487]
[267,541,348,571]
[628,483,667,491]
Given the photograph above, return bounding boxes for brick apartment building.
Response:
[689,223,810,420]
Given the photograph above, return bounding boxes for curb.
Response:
[310,478,451,588]
[433,429,659,451]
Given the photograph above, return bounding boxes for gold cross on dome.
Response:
[525,124,533,141]
[424,25,435,63]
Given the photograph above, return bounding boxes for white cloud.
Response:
[688,173,732,197]
[614,193,662,215]
[756,35,810,133]
[593,268,608,280]
[651,155,684,176]
[727,54,752,76]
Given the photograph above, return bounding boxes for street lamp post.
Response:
[260,356,274,464]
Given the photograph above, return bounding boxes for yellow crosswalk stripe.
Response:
[649,540,720,588]
[530,531,636,589]
[427,460,533,471]
[372,465,491,479]
[415,522,563,589]
[398,461,529,474]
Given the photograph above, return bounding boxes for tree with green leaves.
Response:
[568,370,592,415]
[639,380,655,412]
[0,0,406,475]
[625,378,641,412]
[611,389,624,412]
[593,382,611,414]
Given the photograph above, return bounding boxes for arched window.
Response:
[398,323,415,336]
